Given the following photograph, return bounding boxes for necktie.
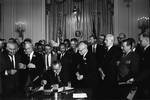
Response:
[48,54,51,67]
[60,53,64,59]
[45,54,48,70]
[92,45,96,53]
[55,72,61,83]
[57,74,61,83]
[11,55,15,69]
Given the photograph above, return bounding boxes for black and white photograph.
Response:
[0,0,150,100]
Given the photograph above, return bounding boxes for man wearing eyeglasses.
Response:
[41,61,70,89]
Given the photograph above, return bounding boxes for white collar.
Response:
[107,45,113,51]
[92,43,97,48]
[83,50,88,58]
[132,48,136,52]
[29,51,34,61]
[125,50,132,56]
[144,44,150,51]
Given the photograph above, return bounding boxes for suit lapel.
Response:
[5,54,13,69]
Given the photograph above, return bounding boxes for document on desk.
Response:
[58,86,74,92]
[73,93,87,98]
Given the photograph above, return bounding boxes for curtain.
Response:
[46,0,114,42]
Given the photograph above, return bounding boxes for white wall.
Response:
[114,0,149,42]
[0,0,149,42]
[0,0,45,43]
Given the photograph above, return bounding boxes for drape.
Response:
[46,0,114,42]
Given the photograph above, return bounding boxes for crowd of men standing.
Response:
[0,31,150,100]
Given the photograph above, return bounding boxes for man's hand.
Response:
[41,80,47,86]
[76,72,83,80]
[27,63,36,68]
[18,63,26,69]
[77,75,83,80]
[7,69,17,75]
[51,84,59,90]
[98,67,105,80]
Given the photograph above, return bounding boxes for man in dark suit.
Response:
[57,43,72,83]
[136,33,150,99]
[77,41,99,99]
[88,35,105,67]
[69,38,82,88]
[43,44,57,71]
[41,61,70,89]
[100,34,122,98]
[19,41,45,88]
[0,41,21,97]
[117,38,140,99]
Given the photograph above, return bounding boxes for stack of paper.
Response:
[73,93,87,98]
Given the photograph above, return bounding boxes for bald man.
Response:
[77,41,99,99]
[20,42,45,89]
[0,41,21,97]
[100,34,122,99]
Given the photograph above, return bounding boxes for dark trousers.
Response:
[2,75,19,98]
[135,85,150,99]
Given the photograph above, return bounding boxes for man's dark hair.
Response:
[141,32,150,39]
[128,38,136,44]
[71,38,78,42]
[59,43,66,47]
[64,39,70,47]
[45,44,52,47]
[122,38,133,47]
[24,38,32,43]
[52,60,62,67]
[90,35,97,40]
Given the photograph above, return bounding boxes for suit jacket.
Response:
[117,51,139,82]
[58,51,72,82]
[101,46,122,82]
[43,52,57,70]
[42,68,70,88]
[22,52,45,81]
[88,44,105,66]
[0,51,21,76]
[67,48,82,87]
[77,51,98,88]
[137,46,150,87]
[0,51,21,95]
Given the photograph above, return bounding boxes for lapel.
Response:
[6,54,13,67]
[44,53,52,64]
[30,52,36,63]
[4,52,13,69]
[106,46,113,56]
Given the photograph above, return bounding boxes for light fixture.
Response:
[137,16,150,33]
[15,21,26,39]
[73,6,79,15]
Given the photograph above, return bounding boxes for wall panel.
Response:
[0,0,45,43]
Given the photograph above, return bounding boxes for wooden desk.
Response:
[0,89,92,100]
[29,88,91,100]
